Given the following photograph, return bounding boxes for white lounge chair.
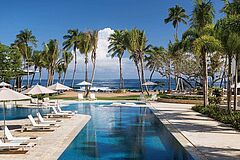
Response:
[56,105,77,114]
[78,93,84,100]
[4,126,40,142]
[139,93,146,101]
[150,94,158,101]
[0,139,35,149]
[89,93,97,100]
[36,112,58,124]
[28,115,59,128]
[46,106,73,118]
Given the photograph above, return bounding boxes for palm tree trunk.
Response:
[30,67,37,87]
[139,55,149,95]
[168,60,171,92]
[90,58,96,85]
[39,68,42,85]
[63,71,67,84]
[85,54,89,97]
[175,23,178,40]
[149,66,155,81]
[234,55,238,111]
[47,68,51,86]
[71,49,77,87]
[27,60,30,88]
[203,50,208,107]
[227,54,232,114]
[119,57,124,89]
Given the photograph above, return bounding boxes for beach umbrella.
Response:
[0,87,31,142]
[0,82,12,88]
[76,81,92,86]
[22,84,57,95]
[47,82,72,91]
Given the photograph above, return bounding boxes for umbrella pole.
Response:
[3,101,6,143]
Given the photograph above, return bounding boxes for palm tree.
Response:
[164,5,189,40]
[14,29,37,88]
[90,30,98,85]
[216,0,240,112]
[42,39,59,86]
[190,0,215,107]
[30,51,44,86]
[125,28,150,94]
[78,32,93,96]
[108,30,126,89]
[62,50,73,84]
[63,29,80,87]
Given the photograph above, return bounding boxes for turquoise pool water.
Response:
[59,103,193,160]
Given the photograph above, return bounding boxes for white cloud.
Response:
[66,27,137,79]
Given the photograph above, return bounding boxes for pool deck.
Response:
[150,102,240,160]
[0,114,91,160]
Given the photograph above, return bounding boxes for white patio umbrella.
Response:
[76,81,92,86]
[22,84,57,95]
[0,87,31,142]
[0,82,12,88]
[48,82,72,91]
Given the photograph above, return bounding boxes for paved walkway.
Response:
[150,102,240,160]
[0,114,91,160]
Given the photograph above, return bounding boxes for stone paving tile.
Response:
[150,102,240,160]
[0,114,91,160]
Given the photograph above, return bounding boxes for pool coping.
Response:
[148,104,207,160]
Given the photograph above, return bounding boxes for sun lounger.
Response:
[0,139,35,149]
[36,112,58,124]
[150,94,158,101]
[56,105,77,114]
[4,126,40,142]
[89,93,97,100]
[46,106,73,118]
[78,93,84,100]
[28,115,59,128]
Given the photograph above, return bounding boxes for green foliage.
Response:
[192,104,240,130]
[158,93,202,100]
[0,44,22,81]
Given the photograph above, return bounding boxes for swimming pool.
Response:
[59,103,193,160]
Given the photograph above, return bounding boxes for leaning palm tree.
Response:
[108,30,126,89]
[78,32,93,97]
[190,0,215,107]
[14,29,37,88]
[90,30,98,85]
[42,39,59,86]
[62,50,73,84]
[63,29,80,87]
[164,5,189,40]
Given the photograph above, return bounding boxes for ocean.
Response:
[19,79,177,91]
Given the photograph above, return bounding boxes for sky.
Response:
[0,0,224,80]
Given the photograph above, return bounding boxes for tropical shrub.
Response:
[192,104,240,130]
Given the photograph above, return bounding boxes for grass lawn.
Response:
[50,95,140,101]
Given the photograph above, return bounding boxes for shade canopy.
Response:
[22,84,57,95]
[0,82,12,88]
[142,81,158,86]
[0,87,31,101]
[76,81,92,86]
[48,82,72,91]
